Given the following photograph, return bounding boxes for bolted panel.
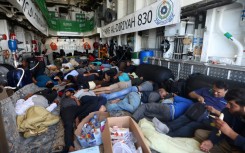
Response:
[208,67,229,79]
[230,70,245,82]
[179,63,192,79]
[193,65,207,75]
[169,62,179,79]
[160,60,169,68]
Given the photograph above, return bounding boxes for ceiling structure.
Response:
[0,0,103,36]
[46,0,103,11]
[0,0,233,37]
[0,0,36,33]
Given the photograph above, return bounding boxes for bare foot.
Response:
[110,99,120,104]
[68,146,75,152]
[99,105,106,112]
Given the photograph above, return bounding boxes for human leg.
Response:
[93,86,111,93]
[152,117,170,134]
[110,81,132,93]
[138,81,153,91]
[133,103,172,122]
[100,86,138,100]
[117,92,141,113]
[167,121,204,137]
[166,115,192,132]
[194,129,211,143]
[106,102,123,112]
[60,106,78,152]
[77,96,107,120]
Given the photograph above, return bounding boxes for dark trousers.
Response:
[60,96,107,152]
[132,103,172,122]
[167,115,213,137]
[60,106,79,152]
[77,96,107,120]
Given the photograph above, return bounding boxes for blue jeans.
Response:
[101,86,138,100]
[106,92,141,113]
[167,115,213,137]
[138,81,153,91]
[101,64,112,68]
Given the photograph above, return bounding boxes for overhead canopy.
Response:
[34,0,95,33]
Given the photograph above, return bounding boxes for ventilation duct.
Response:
[182,0,237,16]
[104,8,117,23]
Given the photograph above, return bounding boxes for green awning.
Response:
[34,0,94,32]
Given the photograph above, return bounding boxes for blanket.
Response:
[138,118,204,153]
[17,106,60,138]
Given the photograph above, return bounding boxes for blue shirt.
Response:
[173,96,193,118]
[36,75,58,87]
[118,73,130,82]
[194,88,227,111]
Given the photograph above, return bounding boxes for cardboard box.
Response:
[102,116,151,153]
[75,111,109,148]
[70,146,100,153]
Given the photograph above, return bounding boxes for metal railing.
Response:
[149,57,245,82]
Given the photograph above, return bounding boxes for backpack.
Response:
[185,102,209,121]
[164,79,186,97]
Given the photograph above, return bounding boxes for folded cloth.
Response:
[17,106,60,138]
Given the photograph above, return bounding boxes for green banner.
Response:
[34,0,94,32]
[49,11,57,18]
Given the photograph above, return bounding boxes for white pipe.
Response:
[30,62,39,71]
[218,7,244,65]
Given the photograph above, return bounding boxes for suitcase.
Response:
[7,69,33,88]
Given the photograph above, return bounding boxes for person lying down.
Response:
[15,88,60,138]
[15,88,59,115]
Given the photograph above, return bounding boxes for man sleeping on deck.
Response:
[15,88,60,138]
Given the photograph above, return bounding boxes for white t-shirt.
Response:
[15,95,57,115]
[62,63,73,69]
[64,70,79,80]
[74,89,96,100]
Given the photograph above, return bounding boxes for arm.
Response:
[46,99,59,112]
[84,73,99,77]
[71,95,80,106]
[189,91,205,103]
[206,105,221,116]
[32,77,37,84]
[113,71,123,79]
[54,76,62,84]
[215,118,245,150]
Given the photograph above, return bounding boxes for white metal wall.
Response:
[202,3,245,65]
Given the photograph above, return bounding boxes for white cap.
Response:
[88,81,96,90]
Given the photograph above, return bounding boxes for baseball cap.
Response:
[65,88,75,93]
